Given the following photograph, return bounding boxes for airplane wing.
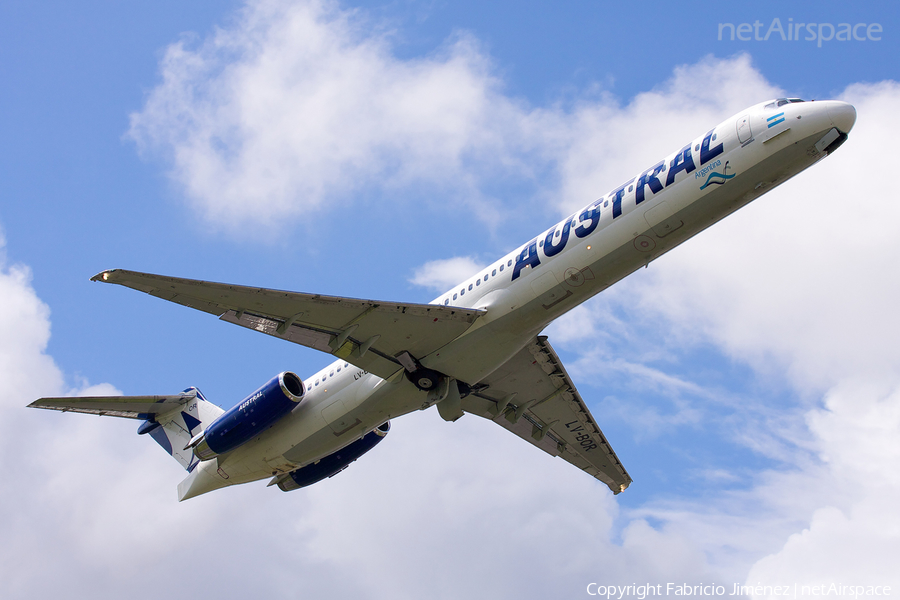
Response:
[91,269,484,380]
[28,394,194,419]
[460,336,632,494]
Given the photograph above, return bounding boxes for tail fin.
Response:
[30,387,225,471]
[137,388,224,471]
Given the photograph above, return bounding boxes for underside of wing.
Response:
[461,336,631,494]
[92,269,484,380]
[28,394,194,419]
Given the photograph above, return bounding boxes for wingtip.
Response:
[91,269,117,283]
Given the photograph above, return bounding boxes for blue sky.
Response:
[2,1,899,598]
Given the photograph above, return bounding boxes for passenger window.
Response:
[499,264,504,271]
[468,284,473,291]
[461,289,465,295]
[444,298,449,305]
[476,279,480,286]
[453,293,458,300]
[492,269,496,276]
[507,260,512,266]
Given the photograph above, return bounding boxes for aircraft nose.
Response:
[826,101,857,133]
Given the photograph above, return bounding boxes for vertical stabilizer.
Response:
[138,388,224,471]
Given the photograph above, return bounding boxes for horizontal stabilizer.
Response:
[28,394,196,419]
[30,388,226,472]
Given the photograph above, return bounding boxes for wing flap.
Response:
[92,269,485,379]
[461,336,631,494]
[28,394,194,419]
[218,310,402,377]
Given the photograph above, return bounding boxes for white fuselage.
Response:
[179,98,856,499]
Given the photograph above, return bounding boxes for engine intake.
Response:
[192,371,305,461]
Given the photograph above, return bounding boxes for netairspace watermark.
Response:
[718,18,883,47]
[586,583,894,599]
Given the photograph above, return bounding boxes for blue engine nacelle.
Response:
[277,421,390,491]
[190,371,305,461]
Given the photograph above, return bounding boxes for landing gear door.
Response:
[736,114,752,144]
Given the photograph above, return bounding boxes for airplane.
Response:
[29,97,856,501]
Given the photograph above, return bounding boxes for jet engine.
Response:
[189,371,305,461]
[277,421,390,491]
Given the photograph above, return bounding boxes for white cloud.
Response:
[408,255,484,292]
[746,381,900,595]
[564,80,900,595]
[0,223,768,599]
[0,243,60,405]
[0,224,731,599]
[625,81,900,393]
[553,53,781,216]
[37,0,900,593]
[0,236,192,597]
[128,0,560,232]
[130,2,780,237]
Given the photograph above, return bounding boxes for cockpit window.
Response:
[766,98,805,109]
